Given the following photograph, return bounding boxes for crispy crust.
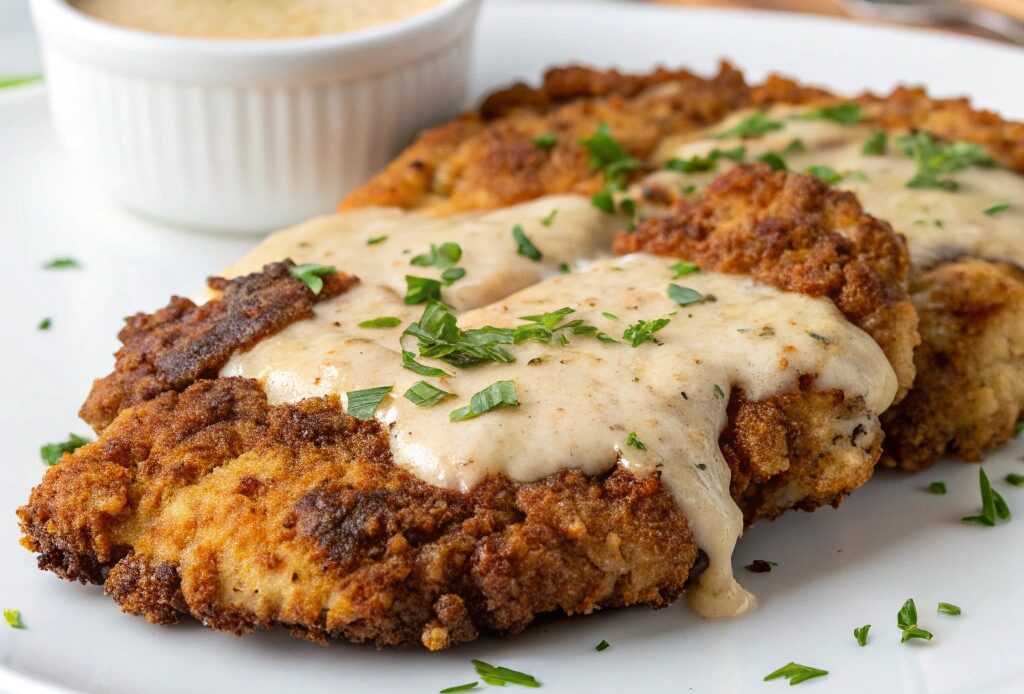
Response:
[881,260,1024,470]
[615,166,918,400]
[79,261,357,432]
[19,375,880,647]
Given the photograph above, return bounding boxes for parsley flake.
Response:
[411,242,462,268]
[1015,421,1024,437]
[42,257,81,270]
[806,165,843,185]
[404,381,455,408]
[3,609,23,629]
[404,275,443,304]
[927,481,947,495]
[345,386,393,420]
[962,467,1011,526]
[442,267,467,285]
[1007,473,1024,487]
[366,235,388,245]
[541,209,558,227]
[450,381,519,422]
[862,130,888,155]
[402,301,514,367]
[716,111,784,139]
[595,640,610,652]
[440,683,478,693]
[580,123,641,214]
[533,131,557,150]
[623,317,670,347]
[796,103,863,125]
[40,433,91,465]
[0,75,43,90]
[897,598,933,643]
[626,431,647,451]
[985,203,1010,216]
[558,262,571,274]
[670,261,700,278]
[854,624,870,647]
[471,660,540,688]
[358,316,401,329]
[667,283,704,306]
[757,152,788,171]
[897,132,995,191]
[402,350,452,378]
[288,262,335,295]
[665,146,746,173]
[38,317,52,331]
[937,602,962,616]
[602,311,619,321]
[513,225,543,261]
[764,662,828,686]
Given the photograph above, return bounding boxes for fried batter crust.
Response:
[19,376,880,647]
[615,166,918,400]
[881,260,1024,470]
[79,261,357,432]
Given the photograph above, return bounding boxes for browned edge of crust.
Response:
[78,261,358,433]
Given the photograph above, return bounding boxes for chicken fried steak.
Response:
[20,168,911,648]
[343,63,1024,471]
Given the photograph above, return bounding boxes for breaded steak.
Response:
[341,63,1024,471]
[20,168,913,648]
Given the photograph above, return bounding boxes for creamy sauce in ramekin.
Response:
[70,0,444,39]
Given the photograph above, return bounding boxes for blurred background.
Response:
[3,0,1022,76]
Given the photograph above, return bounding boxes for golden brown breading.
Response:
[20,375,881,648]
[615,166,918,400]
[80,261,357,432]
[341,63,1024,471]
[880,259,1024,470]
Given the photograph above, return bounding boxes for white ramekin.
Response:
[29,0,481,233]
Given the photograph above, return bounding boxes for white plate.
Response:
[2,2,1024,692]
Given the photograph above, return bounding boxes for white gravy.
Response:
[219,196,897,618]
[650,107,1024,269]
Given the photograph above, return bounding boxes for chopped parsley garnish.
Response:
[440,683,478,693]
[897,132,995,191]
[937,602,962,616]
[404,381,455,408]
[288,262,335,295]
[962,467,1011,526]
[595,640,610,652]
[862,130,888,155]
[450,381,519,422]
[0,75,43,90]
[602,311,619,321]
[541,209,558,227]
[744,559,777,573]
[716,111,784,139]
[667,283,704,306]
[670,261,700,278]
[1015,421,1024,437]
[806,165,843,185]
[757,152,787,171]
[533,131,557,150]
[442,267,467,285]
[38,317,52,331]
[1007,473,1024,487]
[558,262,571,274]
[40,433,91,465]
[623,317,670,347]
[42,257,81,270]
[358,316,401,329]
[927,481,947,495]
[796,103,863,125]
[713,384,725,398]
[402,301,515,367]
[984,203,1010,216]
[626,431,647,451]
[3,609,23,629]
[366,235,388,245]
[402,349,452,378]
[665,146,746,173]
[513,225,543,261]
[580,123,641,214]
[404,275,443,305]
[897,598,933,643]
[763,662,828,686]
[854,624,870,646]
[411,242,462,268]
[471,660,540,688]
[345,386,393,420]
[514,307,614,346]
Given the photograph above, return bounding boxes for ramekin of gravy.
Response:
[29,0,480,232]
